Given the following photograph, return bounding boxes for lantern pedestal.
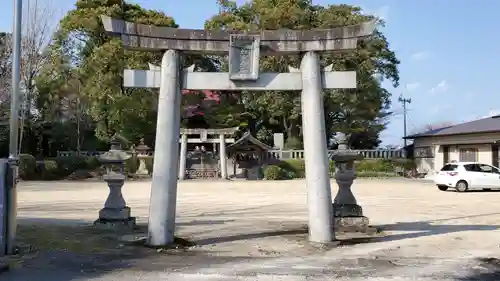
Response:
[94,172,136,229]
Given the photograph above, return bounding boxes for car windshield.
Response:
[441,164,458,171]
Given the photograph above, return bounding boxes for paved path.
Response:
[3,179,500,280]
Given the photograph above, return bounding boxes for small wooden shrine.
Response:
[226,132,273,180]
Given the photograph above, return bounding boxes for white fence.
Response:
[265,149,405,160]
[57,149,405,160]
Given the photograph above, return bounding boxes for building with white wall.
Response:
[405,115,500,173]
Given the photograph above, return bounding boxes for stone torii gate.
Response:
[179,127,238,180]
[101,15,375,246]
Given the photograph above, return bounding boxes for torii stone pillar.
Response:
[219,134,227,179]
[101,15,375,246]
[178,134,188,180]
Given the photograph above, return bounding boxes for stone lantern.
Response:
[329,133,369,231]
[135,138,151,175]
[94,134,136,228]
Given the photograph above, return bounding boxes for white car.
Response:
[434,162,500,192]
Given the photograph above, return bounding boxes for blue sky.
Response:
[1,0,498,146]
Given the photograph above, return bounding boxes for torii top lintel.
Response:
[100,16,376,54]
[180,127,239,135]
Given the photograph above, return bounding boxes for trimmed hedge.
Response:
[19,154,37,180]
[19,153,414,181]
[18,153,156,181]
[263,165,285,180]
[263,158,415,180]
[36,160,59,180]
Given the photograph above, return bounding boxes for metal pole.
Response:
[6,0,23,255]
[398,95,411,148]
[0,159,7,256]
[403,101,407,147]
[300,51,334,243]
[147,50,182,246]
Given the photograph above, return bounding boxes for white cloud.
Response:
[405,82,420,92]
[428,80,449,95]
[410,51,429,61]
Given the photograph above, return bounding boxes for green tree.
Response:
[37,0,221,147]
[205,0,400,148]
[51,0,177,143]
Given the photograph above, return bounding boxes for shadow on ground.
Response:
[5,212,500,280]
[456,258,500,281]
[193,228,309,246]
[180,212,500,247]
[445,189,500,193]
[1,217,266,281]
[376,212,500,242]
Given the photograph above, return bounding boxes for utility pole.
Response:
[4,0,23,255]
[398,94,411,148]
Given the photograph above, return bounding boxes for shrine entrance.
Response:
[101,15,374,245]
[178,128,237,180]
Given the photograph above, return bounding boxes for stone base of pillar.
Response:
[334,216,379,237]
[332,203,379,236]
[131,173,150,180]
[94,207,136,230]
[332,203,363,217]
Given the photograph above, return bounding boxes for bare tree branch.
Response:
[18,0,61,153]
[0,32,12,121]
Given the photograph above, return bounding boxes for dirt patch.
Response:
[7,223,140,270]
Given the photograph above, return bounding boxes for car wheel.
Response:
[455,180,468,192]
[437,185,448,191]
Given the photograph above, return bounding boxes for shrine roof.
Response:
[227,132,273,151]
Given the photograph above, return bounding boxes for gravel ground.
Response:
[1,179,500,280]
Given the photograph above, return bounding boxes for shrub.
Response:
[38,160,59,180]
[391,158,416,170]
[378,159,395,171]
[282,168,296,180]
[264,165,287,180]
[355,159,392,172]
[356,171,398,178]
[279,159,305,178]
[124,155,139,174]
[54,155,88,176]
[85,156,101,170]
[50,155,103,178]
[19,154,36,180]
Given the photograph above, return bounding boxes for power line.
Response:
[398,94,411,147]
